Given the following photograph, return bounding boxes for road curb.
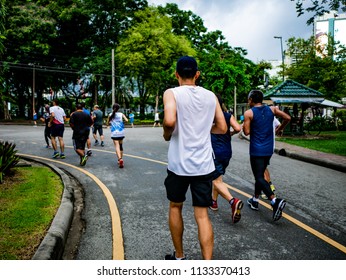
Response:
[18,156,75,260]
[275,148,346,173]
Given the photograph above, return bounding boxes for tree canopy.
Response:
[291,0,346,24]
[1,0,344,120]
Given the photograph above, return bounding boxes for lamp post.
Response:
[274,36,285,81]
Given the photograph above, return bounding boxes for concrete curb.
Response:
[18,156,75,260]
[274,147,346,173]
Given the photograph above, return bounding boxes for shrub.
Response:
[0,141,20,183]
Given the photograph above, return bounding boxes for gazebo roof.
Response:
[264,79,324,103]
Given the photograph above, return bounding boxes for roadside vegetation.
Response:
[277,131,346,156]
[0,166,63,260]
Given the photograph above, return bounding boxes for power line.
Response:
[0,61,116,78]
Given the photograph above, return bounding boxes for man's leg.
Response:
[168,202,185,258]
[213,176,233,201]
[250,156,271,198]
[194,206,213,260]
[51,136,58,151]
[58,136,65,153]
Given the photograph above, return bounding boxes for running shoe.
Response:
[94,140,99,146]
[247,197,259,211]
[164,251,186,260]
[86,150,92,157]
[80,155,88,166]
[52,151,59,158]
[60,153,66,159]
[272,198,286,221]
[209,200,218,211]
[118,158,124,168]
[101,141,104,147]
[261,184,276,200]
[231,198,243,223]
[46,145,51,149]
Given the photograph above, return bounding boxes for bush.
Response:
[334,110,346,131]
[0,141,20,183]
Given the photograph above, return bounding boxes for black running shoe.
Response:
[86,150,92,157]
[247,198,259,211]
[164,251,186,260]
[272,198,286,221]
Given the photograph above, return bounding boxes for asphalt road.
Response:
[1,124,345,260]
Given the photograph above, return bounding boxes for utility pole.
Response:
[274,36,285,81]
[33,64,35,115]
[112,49,115,105]
[233,85,237,120]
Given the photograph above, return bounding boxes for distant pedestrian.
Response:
[49,99,66,159]
[33,110,37,127]
[81,102,92,156]
[92,105,104,147]
[153,111,160,127]
[40,105,51,148]
[107,103,128,168]
[242,90,291,221]
[129,110,135,128]
[210,95,243,224]
[163,56,227,260]
[70,103,93,166]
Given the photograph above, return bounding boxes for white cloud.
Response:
[148,0,313,62]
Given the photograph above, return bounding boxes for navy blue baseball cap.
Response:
[176,56,198,78]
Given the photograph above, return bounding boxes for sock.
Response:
[229,198,234,206]
[271,197,277,205]
[252,197,259,202]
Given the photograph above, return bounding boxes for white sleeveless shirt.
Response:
[167,85,216,176]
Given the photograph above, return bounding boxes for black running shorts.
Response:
[164,169,214,207]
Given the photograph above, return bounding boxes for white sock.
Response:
[271,197,276,205]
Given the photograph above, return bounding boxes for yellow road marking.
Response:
[227,185,346,254]
[18,153,124,260]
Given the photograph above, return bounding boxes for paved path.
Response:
[1,125,345,261]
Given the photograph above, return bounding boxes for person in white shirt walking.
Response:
[49,99,66,159]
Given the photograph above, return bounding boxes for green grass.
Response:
[277,131,346,156]
[0,166,63,260]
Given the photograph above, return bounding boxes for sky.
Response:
[147,0,313,62]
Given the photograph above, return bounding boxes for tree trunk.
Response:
[3,100,11,120]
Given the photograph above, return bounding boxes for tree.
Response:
[116,6,196,115]
[0,0,9,119]
[80,0,148,108]
[285,36,346,102]
[1,0,149,119]
[291,0,346,25]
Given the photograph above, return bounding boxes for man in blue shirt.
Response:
[243,90,290,221]
[81,102,92,156]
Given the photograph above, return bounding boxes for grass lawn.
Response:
[277,131,346,156]
[0,166,63,260]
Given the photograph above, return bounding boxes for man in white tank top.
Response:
[163,56,227,260]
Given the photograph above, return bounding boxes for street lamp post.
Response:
[32,64,35,115]
[274,36,285,81]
